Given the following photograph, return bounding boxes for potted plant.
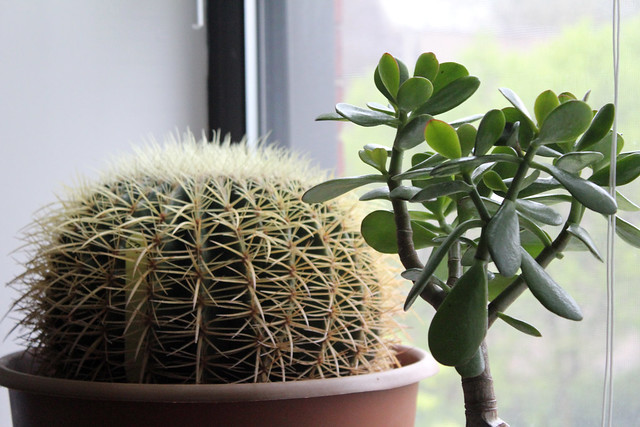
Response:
[302,52,640,426]
[0,135,437,427]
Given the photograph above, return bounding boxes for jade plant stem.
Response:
[388,131,507,427]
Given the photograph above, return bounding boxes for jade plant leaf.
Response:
[410,180,473,202]
[589,132,624,172]
[482,170,508,192]
[486,200,521,277]
[519,248,583,320]
[425,119,462,159]
[575,103,615,151]
[432,62,468,93]
[536,100,593,144]
[616,191,640,211]
[397,77,433,113]
[378,53,400,98]
[405,219,484,310]
[431,154,519,177]
[615,216,640,248]
[475,109,506,156]
[590,152,640,186]
[396,114,433,150]
[359,187,390,201]
[367,102,395,115]
[539,164,617,215]
[534,90,560,126]
[358,147,388,172]
[450,114,484,128]
[415,76,480,116]
[336,103,399,127]
[428,260,488,366]
[414,52,439,81]
[361,210,437,253]
[302,174,387,203]
[554,151,604,174]
[566,224,604,262]
[455,348,485,378]
[499,87,536,128]
[497,312,542,337]
[457,123,477,157]
[515,199,563,226]
[389,185,422,200]
[316,112,348,122]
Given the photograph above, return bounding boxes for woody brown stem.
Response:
[461,343,509,427]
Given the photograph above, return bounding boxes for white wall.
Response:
[0,1,207,424]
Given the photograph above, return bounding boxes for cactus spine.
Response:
[11,133,400,384]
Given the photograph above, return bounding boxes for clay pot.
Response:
[0,345,436,427]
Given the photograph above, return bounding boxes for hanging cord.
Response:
[602,1,620,426]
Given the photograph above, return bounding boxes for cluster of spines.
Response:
[11,137,400,384]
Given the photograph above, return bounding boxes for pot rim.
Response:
[0,345,437,403]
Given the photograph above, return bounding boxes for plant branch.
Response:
[487,201,583,325]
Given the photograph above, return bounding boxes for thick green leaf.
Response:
[537,145,563,158]
[397,77,433,112]
[566,224,604,262]
[366,102,395,115]
[616,216,640,248]
[358,147,388,172]
[455,348,485,378]
[517,177,562,198]
[539,164,617,215]
[616,191,640,211]
[515,199,563,226]
[316,112,348,122]
[374,66,394,102]
[361,210,437,253]
[590,152,640,186]
[519,248,583,320]
[378,53,400,97]
[432,62,469,93]
[590,132,624,172]
[524,194,573,205]
[536,100,593,144]
[359,187,390,201]
[555,151,604,174]
[534,90,560,126]
[502,106,536,147]
[302,174,386,203]
[415,76,480,116]
[575,103,615,150]
[486,200,521,277]
[475,109,506,157]
[396,114,433,150]
[405,219,484,310]
[411,180,472,202]
[482,170,508,192]
[499,88,536,128]
[414,52,439,81]
[336,103,398,127]
[397,58,410,86]
[457,123,477,157]
[428,261,488,366]
[431,154,519,177]
[425,119,462,159]
[392,167,433,181]
[450,114,484,128]
[389,185,422,200]
[558,92,577,103]
[497,312,542,337]
[520,169,542,191]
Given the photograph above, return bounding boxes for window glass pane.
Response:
[330,1,640,425]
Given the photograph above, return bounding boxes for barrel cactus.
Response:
[10,133,400,384]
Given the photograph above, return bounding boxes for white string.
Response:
[602,1,620,426]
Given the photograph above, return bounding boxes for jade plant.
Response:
[10,134,401,384]
[303,52,640,426]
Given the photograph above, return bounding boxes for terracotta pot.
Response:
[0,345,436,427]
